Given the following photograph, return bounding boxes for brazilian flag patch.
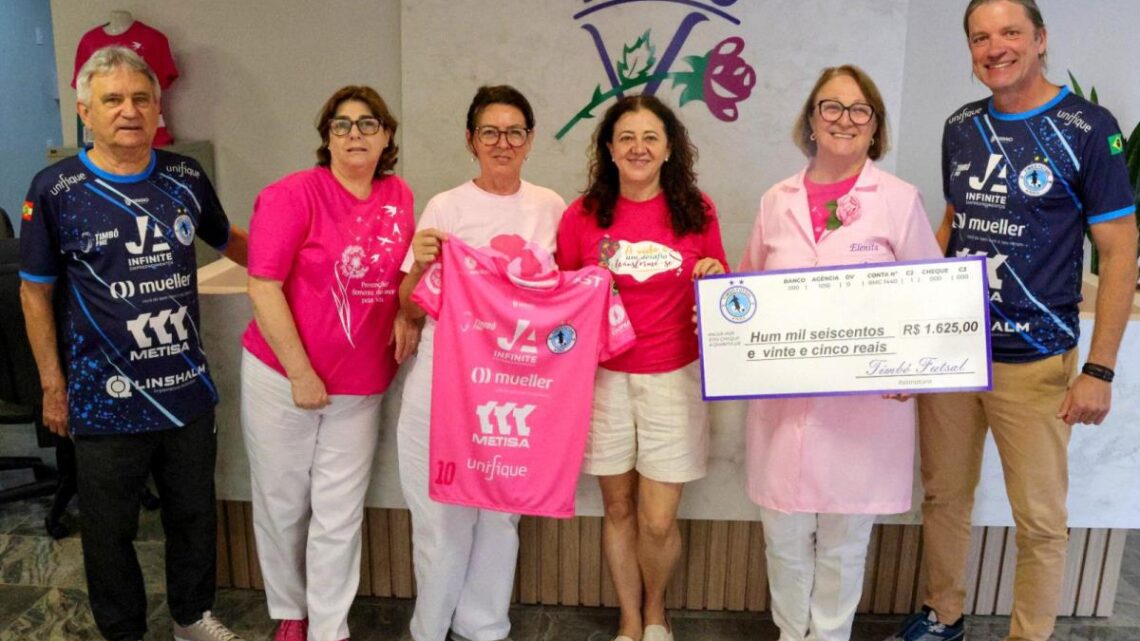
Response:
[1108,133,1124,155]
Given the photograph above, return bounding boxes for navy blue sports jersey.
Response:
[19,149,231,434]
[942,87,1135,362]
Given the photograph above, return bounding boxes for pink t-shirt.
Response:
[804,173,859,242]
[73,20,179,147]
[556,192,728,373]
[413,238,635,517]
[242,167,414,395]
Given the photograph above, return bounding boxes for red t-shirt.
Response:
[556,192,727,373]
[73,20,179,146]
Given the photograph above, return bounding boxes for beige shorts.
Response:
[582,361,709,483]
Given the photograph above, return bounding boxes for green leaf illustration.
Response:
[671,53,707,106]
[825,201,842,231]
[617,30,657,84]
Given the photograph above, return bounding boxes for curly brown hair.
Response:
[582,95,709,236]
[315,85,399,177]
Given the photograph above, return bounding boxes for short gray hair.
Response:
[76,46,161,105]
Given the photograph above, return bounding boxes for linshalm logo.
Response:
[556,0,756,139]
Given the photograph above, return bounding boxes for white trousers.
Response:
[759,507,876,641]
[398,334,520,641]
[241,351,383,641]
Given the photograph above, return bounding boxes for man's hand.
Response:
[42,383,68,436]
[1056,374,1111,425]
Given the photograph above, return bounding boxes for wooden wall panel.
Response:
[213,502,1126,619]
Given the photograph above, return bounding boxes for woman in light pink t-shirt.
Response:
[241,86,417,641]
[396,85,565,641]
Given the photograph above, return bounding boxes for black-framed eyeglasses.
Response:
[474,125,531,147]
[816,100,875,125]
[329,116,383,136]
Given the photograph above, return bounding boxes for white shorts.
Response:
[582,361,709,483]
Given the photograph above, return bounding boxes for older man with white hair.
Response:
[19,45,247,641]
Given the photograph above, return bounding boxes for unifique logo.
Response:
[1018,162,1053,197]
[1108,133,1124,155]
[105,375,132,398]
[547,324,577,354]
[719,283,756,323]
[173,214,195,246]
[21,201,33,221]
[556,0,756,139]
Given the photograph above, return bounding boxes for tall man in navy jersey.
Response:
[20,46,248,641]
[888,2,1138,641]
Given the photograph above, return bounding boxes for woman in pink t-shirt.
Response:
[557,95,727,641]
[240,86,417,641]
[738,66,939,641]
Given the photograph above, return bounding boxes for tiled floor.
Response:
[2,445,1139,639]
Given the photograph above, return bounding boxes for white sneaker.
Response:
[643,623,674,641]
[173,611,245,641]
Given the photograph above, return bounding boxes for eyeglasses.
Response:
[329,116,383,136]
[816,100,875,125]
[474,125,531,147]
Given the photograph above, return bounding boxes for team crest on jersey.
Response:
[21,201,34,221]
[719,284,756,323]
[1018,163,1053,197]
[546,324,577,354]
[174,214,195,246]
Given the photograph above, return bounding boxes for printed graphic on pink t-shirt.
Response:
[412,237,635,517]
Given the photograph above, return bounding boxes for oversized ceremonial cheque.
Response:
[696,257,993,400]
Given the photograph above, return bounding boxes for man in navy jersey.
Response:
[888,2,1137,641]
[19,46,248,641]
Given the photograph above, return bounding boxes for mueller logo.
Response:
[110,272,192,300]
[473,401,536,448]
[126,306,191,360]
[166,161,201,179]
[1056,110,1092,133]
[470,366,554,390]
[494,319,539,365]
[965,153,1009,208]
[49,172,87,196]
[954,214,1026,238]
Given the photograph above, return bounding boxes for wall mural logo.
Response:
[556,0,756,139]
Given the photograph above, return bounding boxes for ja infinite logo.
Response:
[555,0,757,139]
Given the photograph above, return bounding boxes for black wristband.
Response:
[1081,362,1115,383]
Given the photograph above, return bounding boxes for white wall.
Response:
[896,0,1140,228]
[49,0,403,226]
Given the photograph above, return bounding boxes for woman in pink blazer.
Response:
[738,65,940,641]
